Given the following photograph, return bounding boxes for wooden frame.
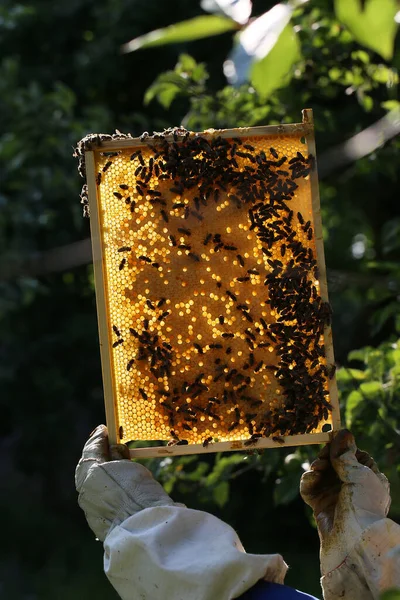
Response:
[86,109,340,458]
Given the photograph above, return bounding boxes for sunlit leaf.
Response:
[122,15,238,53]
[345,389,364,425]
[336,367,366,382]
[224,3,294,85]
[335,0,398,60]
[250,25,301,98]
[360,380,383,397]
[348,347,371,363]
[213,481,230,507]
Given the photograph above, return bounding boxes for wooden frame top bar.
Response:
[93,121,313,152]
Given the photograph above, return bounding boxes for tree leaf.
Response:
[334,0,398,60]
[213,481,230,507]
[380,589,400,600]
[122,15,238,53]
[348,347,371,363]
[360,380,383,397]
[336,367,366,383]
[250,25,301,98]
[224,3,294,86]
[345,389,364,425]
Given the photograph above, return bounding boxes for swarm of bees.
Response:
[77,126,335,448]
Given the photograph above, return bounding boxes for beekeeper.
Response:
[75,427,400,599]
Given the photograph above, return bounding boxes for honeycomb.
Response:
[84,128,334,446]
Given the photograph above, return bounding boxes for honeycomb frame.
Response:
[83,109,340,458]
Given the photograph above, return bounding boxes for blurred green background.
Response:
[1,0,400,598]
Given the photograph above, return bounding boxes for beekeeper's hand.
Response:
[300,429,391,576]
[75,424,179,542]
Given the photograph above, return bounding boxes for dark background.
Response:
[1,0,399,597]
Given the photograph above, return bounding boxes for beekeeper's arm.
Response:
[300,429,400,600]
[75,425,289,600]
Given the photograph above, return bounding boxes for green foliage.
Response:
[144,54,208,108]
[1,0,400,598]
[335,0,399,60]
[340,339,400,513]
[250,25,301,98]
[122,14,238,52]
[380,589,400,600]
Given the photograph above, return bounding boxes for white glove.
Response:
[76,425,288,600]
[75,424,179,542]
[300,430,400,599]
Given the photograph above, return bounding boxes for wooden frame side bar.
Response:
[303,109,341,431]
[94,122,313,152]
[129,431,332,458]
[86,151,119,444]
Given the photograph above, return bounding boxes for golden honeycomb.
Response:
[85,129,334,446]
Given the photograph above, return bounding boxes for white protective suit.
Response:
[76,426,400,600]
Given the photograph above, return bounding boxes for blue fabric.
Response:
[238,580,319,600]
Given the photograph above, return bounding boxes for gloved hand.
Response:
[300,429,391,576]
[75,424,180,542]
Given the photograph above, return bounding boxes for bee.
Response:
[113,325,121,337]
[270,147,278,159]
[169,235,177,246]
[136,186,144,196]
[112,339,123,348]
[113,192,122,200]
[228,421,239,432]
[193,343,203,354]
[237,254,245,267]
[146,300,155,310]
[157,298,166,308]
[202,436,213,448]
[119,258,126,270]
[226,291,237,301]
[119,426,124,440]
[327,364,336,379]
[161,210,169,223]
[203,233,212,246]
[188,252,200,262]
[272,435,285,445]
[139,388,148,400]
[218,315,224,325]
[118,246,131,252]
[178,228,191,236]
[126,359,135,371]
[139,255,151,263]
[102,160,112,172]
[96,173,102,185]
[307,228,313,241]
[297,212,304,225]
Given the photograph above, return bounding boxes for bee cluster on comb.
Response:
[77,115,338,455]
